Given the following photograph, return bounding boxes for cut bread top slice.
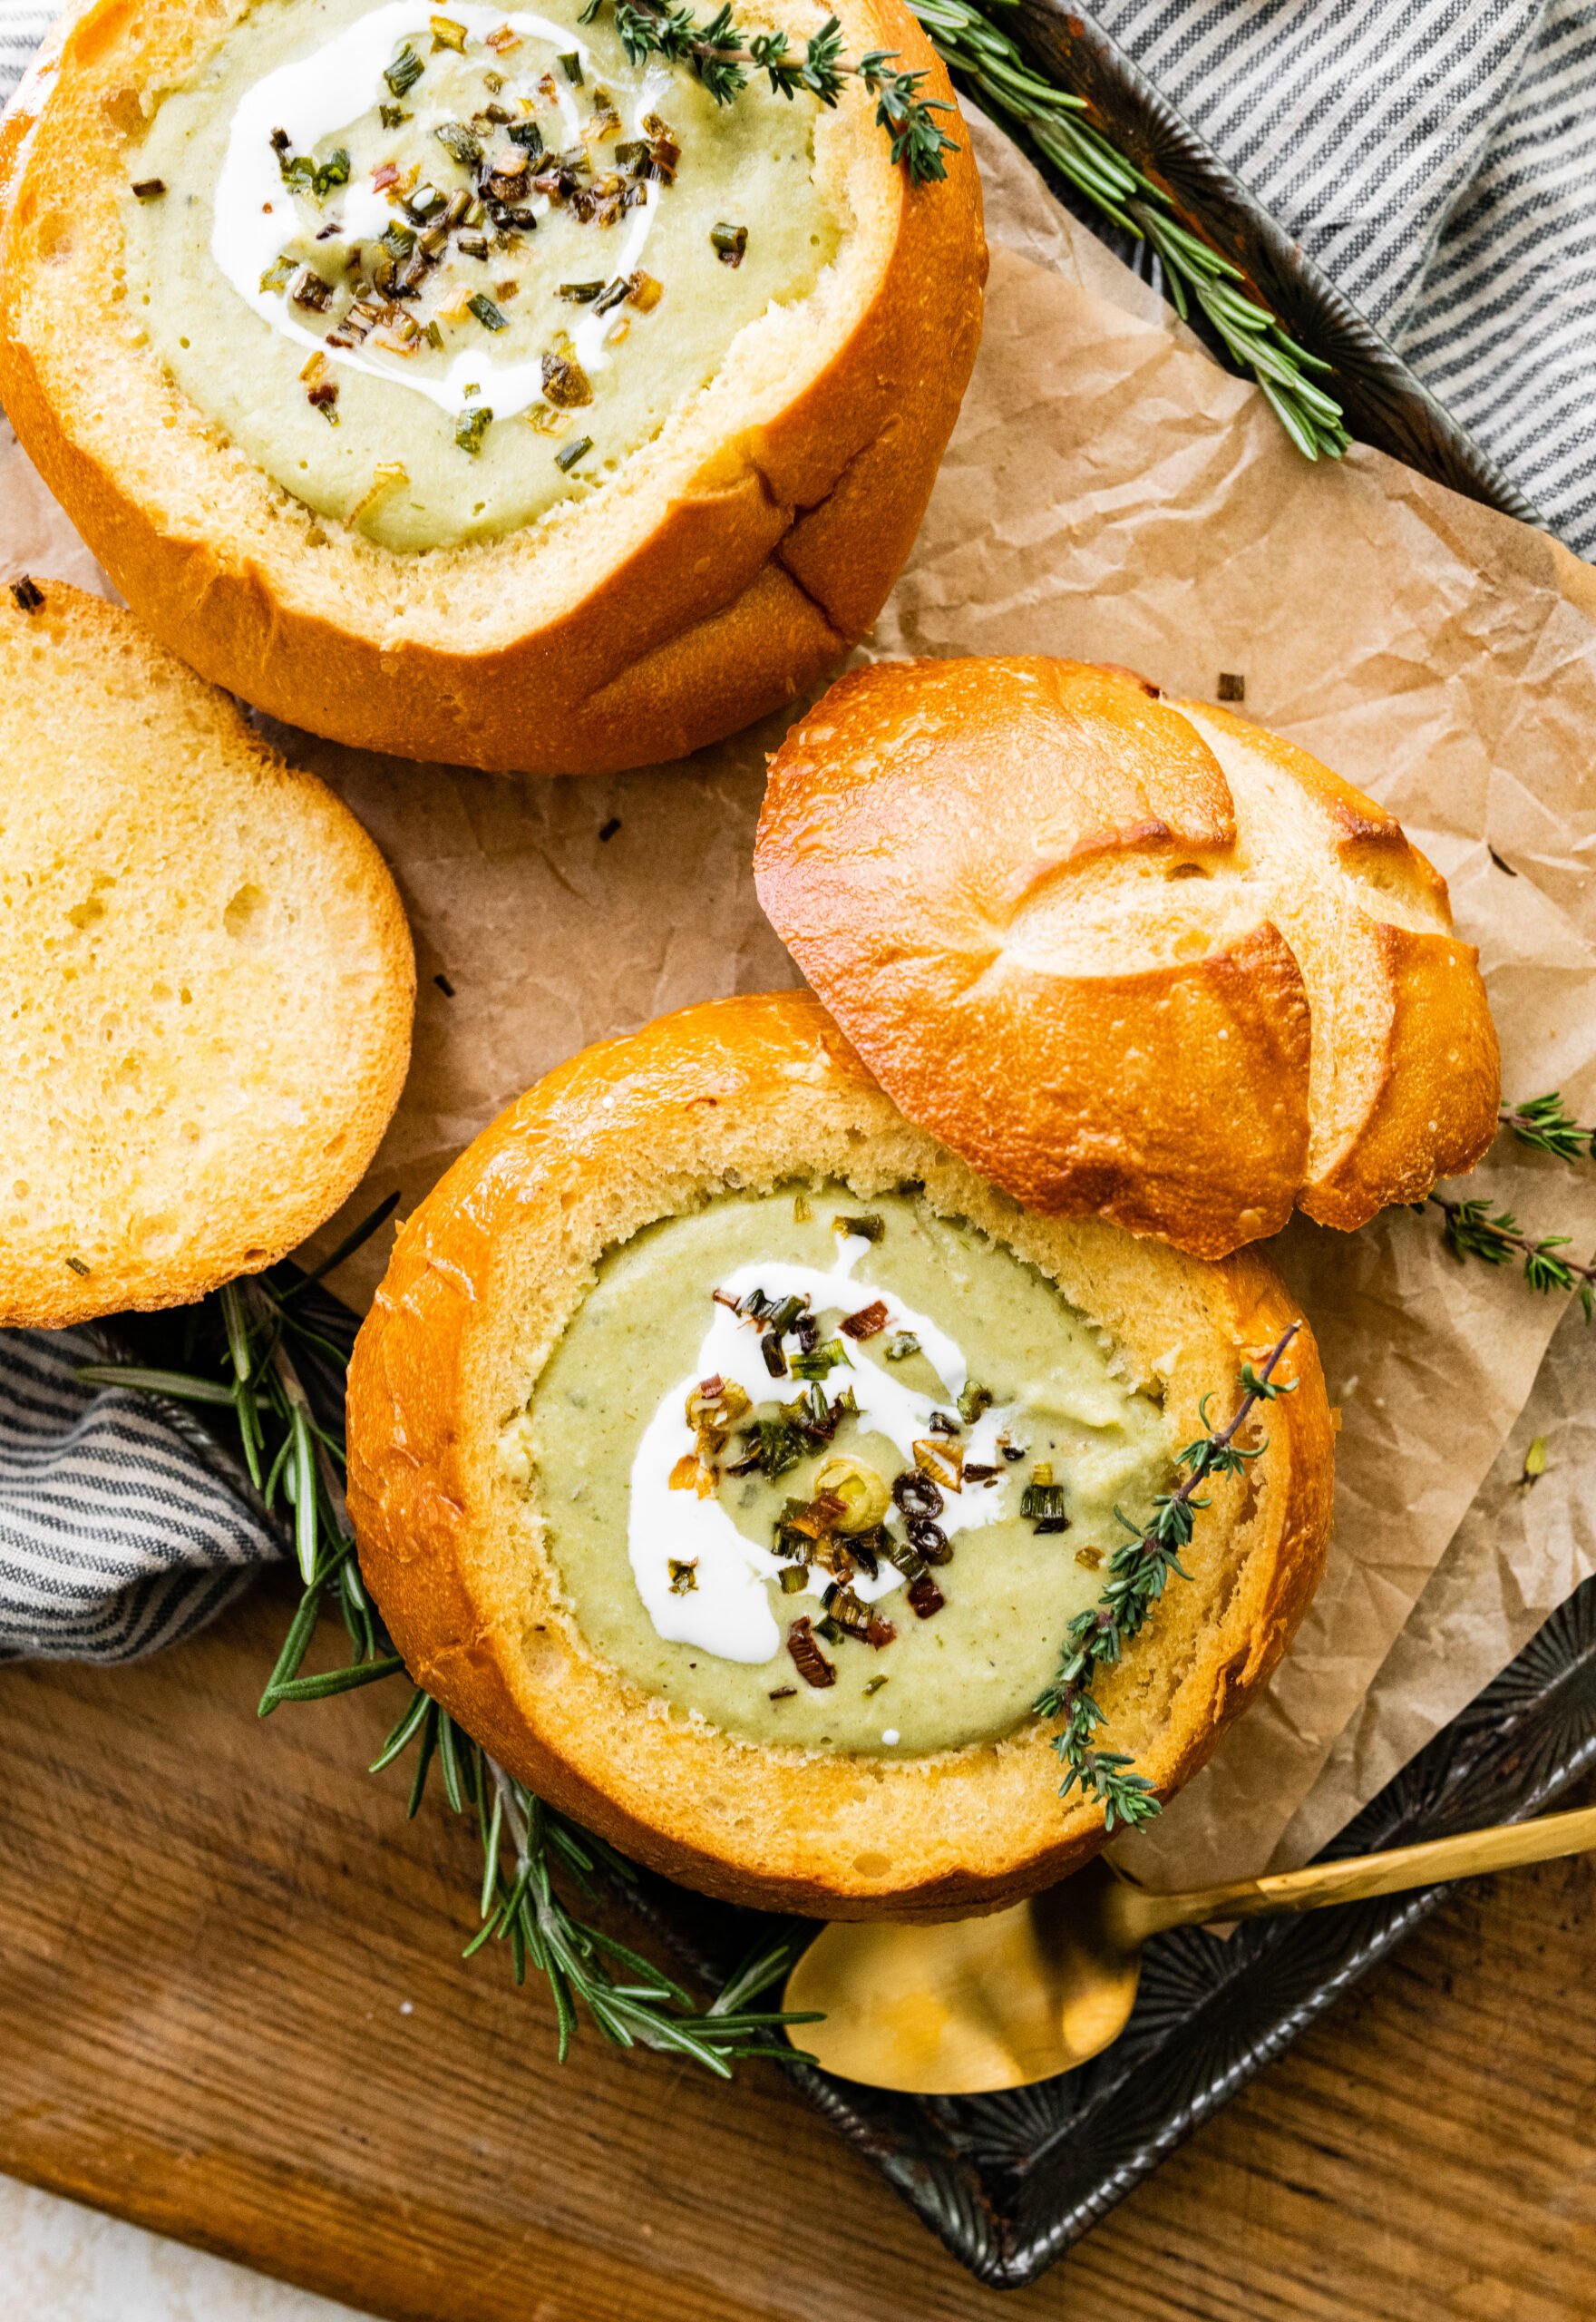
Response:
[0,578,414,1326]
[754,656,1500,1257]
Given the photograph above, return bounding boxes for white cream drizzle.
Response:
[628,1234,1016,1665]
[209,2,669,417]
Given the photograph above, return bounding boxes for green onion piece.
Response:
[435,120,483,166]
[423,319,444,349]
[558,49,584,82]
[468,292,508,330]
[406,181,447,222]
[258,251,296,293]
[1020,1482,1066,1521]
[882,1332,920,1363]
[554,434,593,472]
[709,221,748,268]
[790,1338,851,1381]
[455,405,493,454]
[556,279,606,302]
[378,102,408,127]
[384,43,424,95]
[834,1212,884,1243]
[508,119,544,154]
[380,220,417,259]
[958,1381,993,1425]
[429,13,468,51]
[777,1566,808,1595]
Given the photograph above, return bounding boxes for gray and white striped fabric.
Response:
[1093,0,1596,553]
[0,1330,278,1663]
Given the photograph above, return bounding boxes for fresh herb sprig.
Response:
[593,0,959,179]
[1424,1091,1596,1317]
[910,0,1348,460]
[1033,1323,1301,1831]
[77,1214,814,2077]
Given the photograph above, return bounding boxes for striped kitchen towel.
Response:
[0,1330,278,1663]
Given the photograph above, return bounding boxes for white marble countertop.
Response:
[1,2178,370,2320]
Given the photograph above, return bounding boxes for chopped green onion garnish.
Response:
[429,14,468,51]
[556,280,606,302]
[554,434,593,472]
[558,49,583,82]
[468,293,508,330]
[455,405,493,454]
[710,221,748,267]
[384,43,424,96]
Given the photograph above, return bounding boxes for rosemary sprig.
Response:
[79,1220,814,2076]
[910,0,1348,460]
[1033,1324,1300,1831]
[595,0,959,179]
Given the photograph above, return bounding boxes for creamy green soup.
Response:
[505,1186,1173,1754]
[124,0,841,550]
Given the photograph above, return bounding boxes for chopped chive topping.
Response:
[592,276,630,315]
[279,146,350,199]
[258,251,296,293]
[378,102,408,127]
[556,279,606,302]
[131,177,166,200]
[507,118,545,153]
[468,292,508,330]
[790,1338,851,1381]
[882,1331,920,1362]
[406,181,448,222]
[554,434,593,472]
[667,1557,698,1595]
[958,1381,993,1425]
[424,318,444,348]
[380,220,416,259]
[455,405,493,454]
[863,1674,888,1696]
[777,1565,808,1595]
[429,13,468,50]
[558,49,583,82]
[435,120,484,166]
[710,221,748,267]
[384,43,424,95]
[834,1212,884,1243]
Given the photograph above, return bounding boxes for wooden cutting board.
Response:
[3,1571,1594,2322]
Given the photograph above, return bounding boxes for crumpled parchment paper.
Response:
[5,107,1594,1888]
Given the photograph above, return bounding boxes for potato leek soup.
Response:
[506,1187,1173,1754]
[125,0,842,550]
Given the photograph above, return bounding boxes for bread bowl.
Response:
[346,990,1333,1919]
[755,656,1501,1259]
[0,576,414,1327]
[0,0,984,775]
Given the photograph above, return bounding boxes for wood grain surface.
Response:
[4,1572,1594,2322]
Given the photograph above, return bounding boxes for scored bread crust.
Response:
[0,0,985,776]
[346,990,1334,1920]
[755,657,1500,1260]
[0,579,414,1327]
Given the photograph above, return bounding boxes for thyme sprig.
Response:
[1500,1091,1596,1164]
[78,1215,814,2077]
[908,0,1349,460]
[1423,1090,1596,1317]
[1428,1194,1596,1318]
[594,0,959,179]
[1034,1323,1301,1831]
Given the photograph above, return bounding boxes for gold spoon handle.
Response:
[1117,1800,1596,1939]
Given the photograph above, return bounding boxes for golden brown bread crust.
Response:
[0,0,985,776]
[346,990,1334,1919]
[0,578,414,1327]
[755,659,1500,1258]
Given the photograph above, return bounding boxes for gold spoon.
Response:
[783,1801,1596,2094]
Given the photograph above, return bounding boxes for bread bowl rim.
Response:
[345,989,1335,1919]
